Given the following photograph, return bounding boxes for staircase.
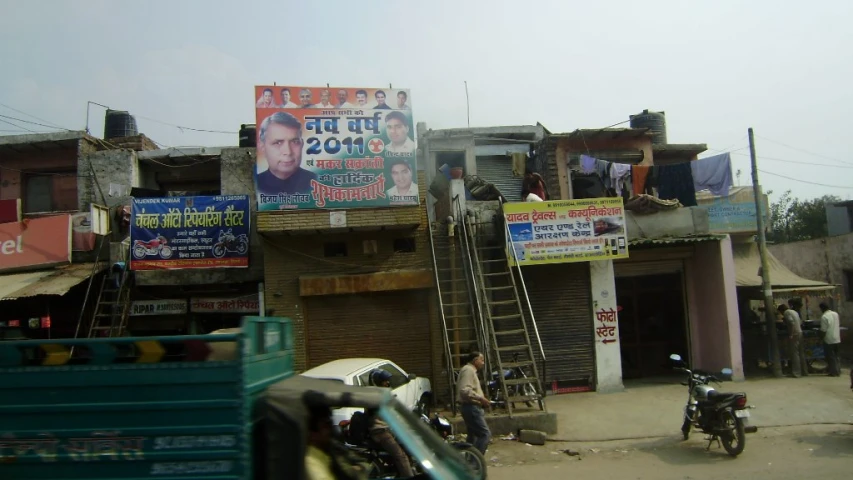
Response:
[466,210,546,416]
[87,245,133,338]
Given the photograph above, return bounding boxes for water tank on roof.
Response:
[629,109,667,145]
[239,124,256,148]
[104,110,138,139]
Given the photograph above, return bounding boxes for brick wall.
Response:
[262,172,443,381]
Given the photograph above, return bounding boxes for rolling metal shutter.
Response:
[613,260,683,277]
[305,291,433,381]
[521,263,594,385]
[476,156,523,202]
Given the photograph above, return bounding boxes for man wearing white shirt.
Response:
[386,158,417,200]
[279,88,297,108]
[819,303,842,377]
[355,89,369,108]
[336,89,354,108]
[384,111,415,154]
[313,89,335,109]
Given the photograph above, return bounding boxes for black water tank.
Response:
[629,109,667,145]
[104,110,138,139]
[239,124,256,147]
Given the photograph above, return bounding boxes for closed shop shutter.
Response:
[614,260,683,277]
[476,156,523,202]
[521,263,594,386]
[305,291,433,381]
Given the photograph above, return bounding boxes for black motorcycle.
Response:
[670,354,757,457]
[341,412,486,479]
[488,352,537,408]
[212,229,249,258]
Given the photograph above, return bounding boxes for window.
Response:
[377,363,408,389]
[323,242,347,257]
[393,237,416,253]
[23,172,77,213]
[845,270,853,301]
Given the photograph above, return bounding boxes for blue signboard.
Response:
[130,195,250,270]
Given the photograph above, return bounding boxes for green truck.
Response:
[0,316,474,480]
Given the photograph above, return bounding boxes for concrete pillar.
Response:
[590,260,624,392]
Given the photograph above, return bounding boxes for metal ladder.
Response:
[466,213,546,416]
[88,247,133,338]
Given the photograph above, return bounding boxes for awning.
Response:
[0,263,105,301]
[732,243,834,290]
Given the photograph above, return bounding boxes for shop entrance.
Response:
[616,273,689,379]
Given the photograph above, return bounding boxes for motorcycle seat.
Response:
[706,391,743,402]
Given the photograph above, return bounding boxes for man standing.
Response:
[314,89,335,109]
[819,303,842,377]
[256,112,317,195]
[279,88,297,108]
[778,304,808,378]
[336,89,354,108]
[457,351,491,455]
[384,111,415,154]
[373,90,391,109]
[386,159,417,199]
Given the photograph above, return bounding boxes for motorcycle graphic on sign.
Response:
[132,234,173,260]
[212,229,249,258]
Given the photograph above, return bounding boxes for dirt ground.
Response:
[483,424,853,479]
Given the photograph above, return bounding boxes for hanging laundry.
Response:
[609,163,632,197]
[691,152,733,196]
[596,159,611,189]
[580,154,597,174]
[631,165,651,196]
[511,152,526,177]
[657,162,697,207]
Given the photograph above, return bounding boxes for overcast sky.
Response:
[1,0,851,201]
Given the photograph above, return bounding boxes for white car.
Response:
[301,358,433,428]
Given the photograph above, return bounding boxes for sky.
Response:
[1,0,851,202]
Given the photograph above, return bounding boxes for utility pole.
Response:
[748,128,782,378]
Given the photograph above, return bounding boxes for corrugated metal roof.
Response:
[0,263,104,301]
[629,234,726,246]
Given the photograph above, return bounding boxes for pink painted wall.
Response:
[685,236,745,380]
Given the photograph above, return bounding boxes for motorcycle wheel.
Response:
[133,245,147,259]
[720,412,746,457]
[457,445,487,480]
[159,246,173,259]
[212,244,225,258]
[237,241,248,254]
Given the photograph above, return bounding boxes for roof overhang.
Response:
[0,263,105,301]
[629,234,725,247]
[0,130,93,156]
[653,143,709,160]
[733,242,835,290]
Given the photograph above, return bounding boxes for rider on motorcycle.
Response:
[367,369,414,477]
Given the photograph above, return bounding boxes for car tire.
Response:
[417,393,432,417]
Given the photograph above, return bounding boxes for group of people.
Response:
[257,87,410,111]
[778,302,842,378]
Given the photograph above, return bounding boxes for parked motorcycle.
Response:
[670,354,758,457]
[340,411,486,479]
[489,352,537,408]
[132,234,173,260]
[211,229,248,258]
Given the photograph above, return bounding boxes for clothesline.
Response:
[578,153,733,206]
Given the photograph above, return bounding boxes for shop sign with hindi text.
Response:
[503,198,629,266]
[130,195,250,271]
[253,85,418,210]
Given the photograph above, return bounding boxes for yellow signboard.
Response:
[504,198,629,266]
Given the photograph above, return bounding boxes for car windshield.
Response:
[379,400,472,480]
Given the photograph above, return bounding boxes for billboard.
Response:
[130,195,250,271]
[254,86,418,211]
[504,198,629,266]
[0,215,71,272]
[696,186,769,234]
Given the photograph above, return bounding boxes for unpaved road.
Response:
[485,424,853,479]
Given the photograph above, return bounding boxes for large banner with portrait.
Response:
[503,198,629,266]
[253,86,418,210]
[130,195,250,271]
